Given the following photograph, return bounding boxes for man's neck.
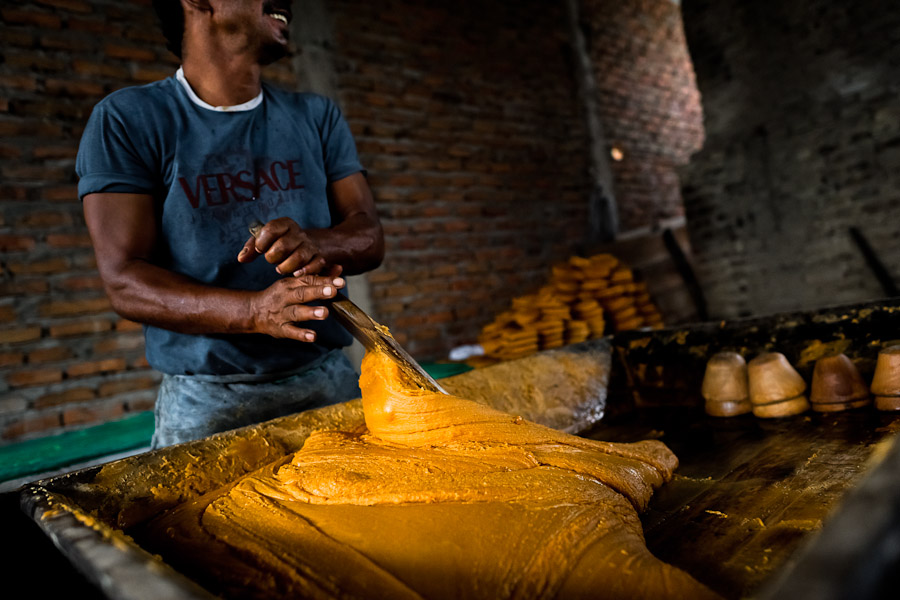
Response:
[181,51,262,108]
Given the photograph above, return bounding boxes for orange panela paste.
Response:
[146,350,718,599]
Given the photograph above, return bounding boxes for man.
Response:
[76,0,384,448]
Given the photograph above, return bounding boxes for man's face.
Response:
[206,0,293,64]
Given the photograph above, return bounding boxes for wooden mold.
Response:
[871,345,900,411]
[701,352,751,417]
[748,352,809,418]
[809,353,870,412]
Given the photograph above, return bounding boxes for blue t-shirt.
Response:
[76,74,362,377]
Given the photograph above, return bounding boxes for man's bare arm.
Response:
[83,192,343,342]
[237,172,385,276]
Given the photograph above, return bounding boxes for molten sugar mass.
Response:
[145,350,719,600]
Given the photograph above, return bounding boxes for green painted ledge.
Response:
[0,411,155,483]
[420,361,472,380]
[0,362,472,484]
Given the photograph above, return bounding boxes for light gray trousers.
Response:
[151,350,361,449]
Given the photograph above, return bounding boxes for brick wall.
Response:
[582,0,704,231]
[680,0,900,319]
[329,0,594,359]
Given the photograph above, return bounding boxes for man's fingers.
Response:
[254,275,346,340]
[252,218,294,254]
[237,236,260,262]
[280,276,345,304]
[282,324,317,342]
[276,247,320,275]
[291,255,328,277]
[291,282,339,304]
[247,218,328,277]
[286,304,329,322]
[266,236,306,267]
[289,274,345,289]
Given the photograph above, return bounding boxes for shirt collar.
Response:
[175,66,264,112]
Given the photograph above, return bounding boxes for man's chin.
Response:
[259,41,290,65]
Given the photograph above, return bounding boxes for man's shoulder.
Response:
[94,77,179,118]
[263,85,338,115]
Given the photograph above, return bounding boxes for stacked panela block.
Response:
[477,254,664,363]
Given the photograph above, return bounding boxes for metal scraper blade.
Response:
[248,220,447,394]
[329,293,448,394]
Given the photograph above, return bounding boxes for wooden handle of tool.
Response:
[248,220,265,240]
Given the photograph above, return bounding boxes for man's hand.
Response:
[237,217,330,276]
[250,274,345,342]
[237,173,384,277]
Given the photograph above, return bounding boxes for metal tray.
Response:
[19,340,612,600]
[18,301,900,598]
